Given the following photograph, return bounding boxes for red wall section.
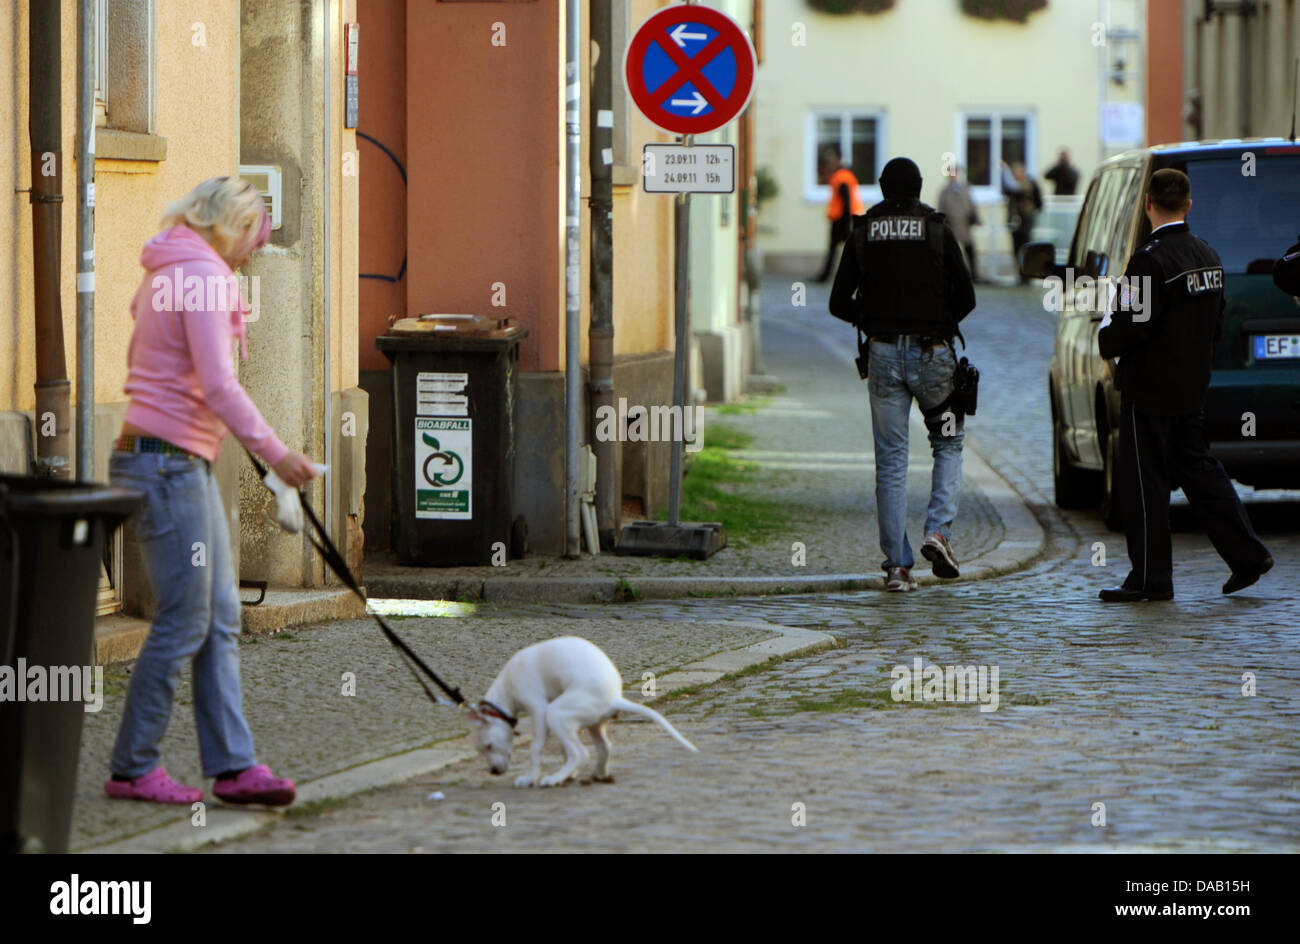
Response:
[1147,0,1184,147]
[404,2,561,373]
[358,0,409,372]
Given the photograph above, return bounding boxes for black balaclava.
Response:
[879,157,923,203]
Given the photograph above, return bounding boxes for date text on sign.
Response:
[643,144,735,194]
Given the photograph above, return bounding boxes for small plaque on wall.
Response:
[345,75,359,129]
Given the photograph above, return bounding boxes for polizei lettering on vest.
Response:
[867,217,925,241]
[1184,268,1223,294]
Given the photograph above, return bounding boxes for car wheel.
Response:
[1100,420,1124,532]
[1053,399,1101,510]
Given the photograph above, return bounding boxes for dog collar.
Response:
[478,700,518,729]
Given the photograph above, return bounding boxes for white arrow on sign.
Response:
[670,24,708,47]
[670,90,708,114]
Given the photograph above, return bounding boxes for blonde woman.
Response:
[105,177,316,806]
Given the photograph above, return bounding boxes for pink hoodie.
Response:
[122,224,289,467]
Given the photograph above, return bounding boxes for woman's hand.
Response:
[272,452,318,489]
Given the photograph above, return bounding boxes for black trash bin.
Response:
[0,475,141,854]
[377,314,528,566]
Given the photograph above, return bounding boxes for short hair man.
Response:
[1097,168,1273,601]
[829,157,976,591]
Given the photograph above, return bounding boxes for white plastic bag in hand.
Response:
[263,464,328,534]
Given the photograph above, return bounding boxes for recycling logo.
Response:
[421,433,464,486]
[414,417,472,519]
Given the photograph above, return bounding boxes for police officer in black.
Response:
[830,157,976,591]
[1097,169,1273,602]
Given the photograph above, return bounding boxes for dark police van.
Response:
[1022,139,1300,529]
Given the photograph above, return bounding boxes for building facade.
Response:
[1,1,365,627]
[754,0,1133,280]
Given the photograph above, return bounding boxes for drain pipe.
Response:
[76,0,97,482]
[563,0,582,557]
[588,1,615,549]
[29,1,71,480]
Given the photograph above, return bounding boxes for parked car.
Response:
[1029,195,1084,266]
[1022,139,1300,530]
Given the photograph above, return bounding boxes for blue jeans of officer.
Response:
[108,450,256,779]
[867,337,964,571]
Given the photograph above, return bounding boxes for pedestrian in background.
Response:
[1043,148,1080,196]
[1097,169,1273,603]
[1002,160,1042,283]
[814,145,865,283]
[938,164,981,282]
[829,157,976,591]
[105,177,318,806]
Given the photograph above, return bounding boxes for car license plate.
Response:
[1253,334,1300,359]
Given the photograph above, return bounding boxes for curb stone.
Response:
[80,622,836,853]
[365,435,1046,603]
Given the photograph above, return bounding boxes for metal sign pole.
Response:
[667,134,692,526]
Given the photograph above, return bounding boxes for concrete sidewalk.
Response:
[74,614,834,852]
[368,295,1044,604]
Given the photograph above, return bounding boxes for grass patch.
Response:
[703,423,753,450]
[660,447,790,547]
[611,578,643,603]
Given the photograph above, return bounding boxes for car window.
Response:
[1070,177,1100,269]
[1104,167,1141,269]
[1077,168,1125,276]
[1170,155,1300,273]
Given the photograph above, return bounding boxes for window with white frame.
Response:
[806,110,884,201]
[94,0,156,135]
[959,112,1033,190]
[93,0,108,126]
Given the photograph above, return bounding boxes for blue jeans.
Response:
[108,450,255,779]
[867,337,965,571]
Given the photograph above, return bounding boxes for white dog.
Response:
[465,636,698,787]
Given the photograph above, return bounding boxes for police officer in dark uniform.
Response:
[1097,168,1273,602]
[830,157,976,591]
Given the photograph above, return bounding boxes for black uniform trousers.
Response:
[1118,398,1269,592]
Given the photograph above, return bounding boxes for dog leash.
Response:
[244,449,466,709]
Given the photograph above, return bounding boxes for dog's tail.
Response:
[612,697,698,753]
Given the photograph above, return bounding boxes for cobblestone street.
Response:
[207,282,1300,853]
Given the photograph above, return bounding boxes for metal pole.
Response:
[563,0,582,556]
[323,3,334,568]
[76,0,96,482]
[30,0,71,480]
[589,0,616,549]
[667,138,692,527]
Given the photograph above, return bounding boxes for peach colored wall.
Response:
[357,0,407,373]
[1148,0,1184,146]
[404,1,562,374]
[1,0,240,414]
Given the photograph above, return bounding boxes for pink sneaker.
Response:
[104,766,203,805]
[212,764,296,806]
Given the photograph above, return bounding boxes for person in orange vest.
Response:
[815,145,865,283]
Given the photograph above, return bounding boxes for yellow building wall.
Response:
[1,0,241,415]
[755,0,1105,257]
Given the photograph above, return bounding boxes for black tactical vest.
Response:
[850,199,952,335]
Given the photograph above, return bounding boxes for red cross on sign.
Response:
[623,5,757,136]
